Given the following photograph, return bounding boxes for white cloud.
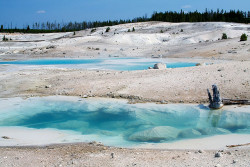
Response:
[37,10,46,14]
[182,5,192,9]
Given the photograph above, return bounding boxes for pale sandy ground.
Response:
[0,22,250,166]
[1,143,250,167]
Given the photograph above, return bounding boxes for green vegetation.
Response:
[2,35,9,41]
[240,33,247,41]
[26,25,30,31]
[106,27,110,32]
[0,9,249,34]
[91,28,96,33]
[160,30,164,33]
[151,9,249,23]
[128,29,131,32]
[222,33,228,39]
[180,29,183,32]
[61,27,66,32]
[73,31,76,35]
[132,27,135,32]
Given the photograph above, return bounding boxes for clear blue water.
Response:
[0,58,197,71]
[0,59,102,65]
[0,97,249,147]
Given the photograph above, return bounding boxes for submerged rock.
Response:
[178,129,202,138]
[197,127,230,135]
[128,126,179,142]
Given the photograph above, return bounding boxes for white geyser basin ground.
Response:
[0,96,249,150]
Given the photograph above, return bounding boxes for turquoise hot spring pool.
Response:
[0,58,197,71]
[0,97,249,147]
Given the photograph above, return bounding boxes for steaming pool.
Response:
[0,58,197,71]
[0,96,249,147]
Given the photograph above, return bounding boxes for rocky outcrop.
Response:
[153,63,167,69]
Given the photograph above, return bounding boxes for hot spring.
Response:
[0,58,197,71]
[0,96,249,147]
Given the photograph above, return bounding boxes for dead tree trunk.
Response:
[207,85,224,109]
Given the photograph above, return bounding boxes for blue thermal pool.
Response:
[0,58,197,71]
[0,97,249,147]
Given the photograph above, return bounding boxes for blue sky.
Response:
[0,0,249,28]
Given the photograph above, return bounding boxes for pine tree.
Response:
[2,35,8,41]
[27,25,30,31]
[106,27,110,32]
[222,33,227,39]
[240,33,247,41]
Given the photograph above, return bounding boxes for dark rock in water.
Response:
[153,63,166,69]
[207,85,223,109]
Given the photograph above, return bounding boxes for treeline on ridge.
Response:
[0,9,249,33]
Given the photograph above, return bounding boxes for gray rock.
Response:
[82,95,88,98]
[111,152,114,158]
[233,159,238,163]
[153,63,166,69]
[198,150,205,153]
[215,152,222,158]
[96,142,104,146]
[89,141,97,145]
[45,85,51,88]
[160,100,168,104]
[196,63,206,66]
[2,136,10,139]
[217,68,224,71]
[46,45,56,49]
[128,126,179,142]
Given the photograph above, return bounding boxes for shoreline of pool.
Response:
[1,126,250,150]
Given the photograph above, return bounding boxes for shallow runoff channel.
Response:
[0,58,197,71]
[0,96,249,149]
